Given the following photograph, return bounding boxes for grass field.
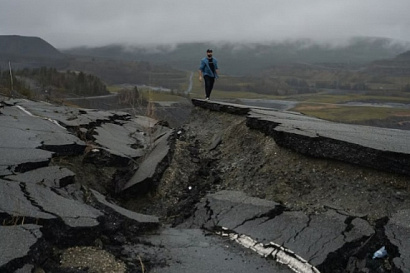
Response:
[110,73,410,126]
[292,103,410,123]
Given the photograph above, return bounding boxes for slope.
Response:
[0,35,68,69]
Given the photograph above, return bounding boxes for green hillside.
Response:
[0,35,68,69]
[2,35,410,100]
[66,56,188,91]
[63,37,410,76]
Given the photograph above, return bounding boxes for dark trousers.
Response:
[204,75,215,98]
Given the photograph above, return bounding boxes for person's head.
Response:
[206,49,213,58]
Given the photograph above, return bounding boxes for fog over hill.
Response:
[63,37,410,75]
[3,35,410,95]
[1,35,410,77]
[395,50,410,60]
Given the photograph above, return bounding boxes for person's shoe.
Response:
[205,97,210,100]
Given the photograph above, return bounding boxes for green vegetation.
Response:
[0,69,31,96]
[0,67,108,98]
[67,57,188,92]
[22,67,108,95]
[282,91,410,104]
[63,38,409,76]
[188,73,410,127]
[293,103,410,124]
[2,36,410,128]
[63,40,410,100]
[109,83,189,102]
[188,64,410,99]
[139,90,187,102]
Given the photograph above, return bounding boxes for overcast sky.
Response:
[1,0,410,49]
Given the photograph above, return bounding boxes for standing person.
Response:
[199,49,219,100]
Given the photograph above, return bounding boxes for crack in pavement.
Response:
[231,206,285,230]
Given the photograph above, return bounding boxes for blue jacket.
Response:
[199,57,218,78]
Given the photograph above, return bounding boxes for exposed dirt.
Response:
[50,103,410,273]
[59,246,127,273]
[123,107,410,228]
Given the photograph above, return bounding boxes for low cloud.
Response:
[1,0,410,48]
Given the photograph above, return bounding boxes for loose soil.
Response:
[122,107,410,227]
[43,103,410,273]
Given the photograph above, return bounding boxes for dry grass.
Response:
[2,215,25,226]
[293,102,410,123]
[138,255,145,273]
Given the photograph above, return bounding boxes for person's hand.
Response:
[199,76,202,82]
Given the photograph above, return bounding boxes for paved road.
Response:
[193,98,410,176]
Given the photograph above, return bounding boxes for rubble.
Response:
[1,96,409,272]
[0,98,168,272]
[193,98,410,176]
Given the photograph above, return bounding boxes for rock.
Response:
[185,190,376,268]
[247,108,410,176]
[192,98,410,176]
[1,95,409,272]
[0,180,102,227]
[94,122,145,159]
[0,225,42,271]
[0,98,167,272]
[281,210,351,265]
[0,101,86,156]
[182,190,282,230]
[90,189,159,225]
[121,130,172,193]
[0,100,88,176]
[208,132,223,151]
[131,228,293,273]
[26,182,102,227]
[15,264,36,273]
[11,99,124,128]
[385,209,410,271]
[192,99,251,115]
[345,218,375,242]
[0,148,52,175]
[0,180,56,220]
[5,166,75,188]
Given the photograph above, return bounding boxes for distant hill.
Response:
[395,50,410,60]
[365,48,410,76]
[63,37,410,76]
[66,56,188,89]
[3,35,410,94]
[0,35,188,91]
[0,35,68,70]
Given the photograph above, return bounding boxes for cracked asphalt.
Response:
[124,105,410,272]
[3,95,408,272]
